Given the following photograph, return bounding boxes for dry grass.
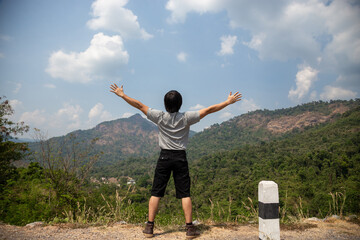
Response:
[281,222,317,231]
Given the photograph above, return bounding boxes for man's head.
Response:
[164,90,182,113]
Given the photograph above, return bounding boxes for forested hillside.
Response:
[1,99,359,226]
[28,113,159,166]
[187,99,359,159]
[190,105,360,217]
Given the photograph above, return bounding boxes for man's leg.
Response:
[182,197,192,224]
[143,196,160,238]
[182,197,200,239]
[148,196,161,222]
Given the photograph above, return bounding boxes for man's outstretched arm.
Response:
[110,83,149,115]
[199,92,242,119]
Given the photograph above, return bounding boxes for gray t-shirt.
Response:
[147,108,200,150]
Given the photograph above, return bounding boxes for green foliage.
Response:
[0,96,31,224]
[0,96,29,192]
[0,162,53,225]
[1,100,359,226]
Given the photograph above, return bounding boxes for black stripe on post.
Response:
[258,202,279,219]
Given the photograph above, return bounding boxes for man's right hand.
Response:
[226,92,242,104]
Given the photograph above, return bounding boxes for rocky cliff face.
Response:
[234,102,350,133]
[266,103,349,133]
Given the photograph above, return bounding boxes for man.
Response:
[110,84,242,239]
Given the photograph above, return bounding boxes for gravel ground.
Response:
[0,218,359,240]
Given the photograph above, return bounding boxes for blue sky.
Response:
[1,0,359,138]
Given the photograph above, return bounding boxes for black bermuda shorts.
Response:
[151,149,190,199]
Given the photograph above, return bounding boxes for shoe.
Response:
[186,224,200,239]
[143,222,154,238]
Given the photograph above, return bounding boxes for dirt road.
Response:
[1,218,359,240]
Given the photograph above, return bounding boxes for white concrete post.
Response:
[258,181,280,240]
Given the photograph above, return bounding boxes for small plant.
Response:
[280,190,288,223]
[100,185,135,223]
[227,195,232,222]
[234,197,258,223]
[242,197,258,219]
[209,198,214,222]
[295,197,309,220]
[329,191,346,217]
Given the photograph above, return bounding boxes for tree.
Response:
[0,96,29,192]
[32,129,101,207]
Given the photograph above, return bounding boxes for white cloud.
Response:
[46,33,129,83]
[17,102,114,138]
[19,109,47,127]
[87,0,152,40]
[166,0,360,93]
[121,112,133,118]
[88,103,103,119]
[333,75,359,90]
[189,104,204,110]
[57,103,82,120]
[322,1,360,76]
[220,112,232,119]
[53,103,84,130]
[9,99,23,110]
[243,33,265,54]
[239,98,260,113]
[233,1,326,62]
[44,83,56,89]
[166,0,223,23]
[166,0,324,61]
[320,86,357,101]
[166,0,326,62]
[88,104,100,120]
[88,103,112,122]
[0,53,4,59]
[100,111,112,121]
[7,99,23,123]
[309,91,318,101]
[13,83,22,94]
[288,64,319,102]
[177,52,187,62]
[218,35,237,56]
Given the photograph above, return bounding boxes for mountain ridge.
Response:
[28,99,360,166]
[28,113,159,165]
[187,99,359,158]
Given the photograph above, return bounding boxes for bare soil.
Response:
[1,218,359,240]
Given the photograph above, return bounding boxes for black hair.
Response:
[164,90,182,113]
